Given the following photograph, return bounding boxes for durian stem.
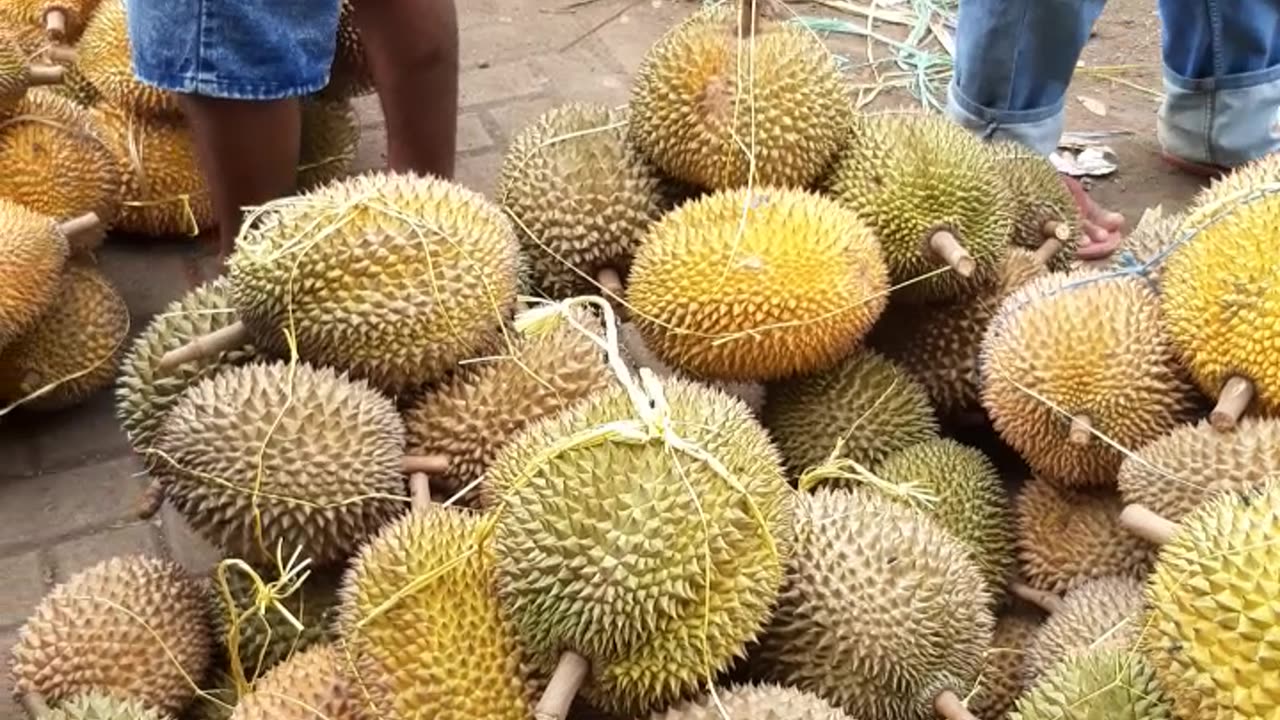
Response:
[20,691,49,718]
[44,8,67,39]
[928,230,976,277]
[401,454,449,475]
[1119,503,1177,545]
[136,478,166,520]
[1009,582,1065,614]
[934,689,978,720]
[1032,236,1062,265]
[738,0,757,38]
[1041,219,1070,242]
[1210,375,1253,432]
[1067,415,1092,445]
[157,322,250,373]
[46,45,77,63]
[58,211,104,254]
[596,267,622,298]
[534,651,590,720]
[409,472,432,510]
[26,63,65,85]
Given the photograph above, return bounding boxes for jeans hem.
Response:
[131,69,332,100]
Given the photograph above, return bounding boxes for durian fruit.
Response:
[646,683,853,720]
[761,349,939,477]
[183,674,238,720]
[0,88,123,226]
[1142,481,1280,719]
[76,0,182,118]
[314,0,373,101]
[89,106,214,237]
[39,691,173,720]
[207,562,342,681]
[336,505,538,720]
[969,609,1042,720]
[1160,153,1280,430]
[626,185,890,383]
[869,247,1048,420]
[987,140,1081,270]
[9,554,213,715]
[48,55,100,106]
[618,319,766,415]
[401,303,613,506]
[979,268,1202,487]
[486,375,793,718]
[162,171,522,395]
[148,360,408,568]
[1117,417,1280,535]
[0,29,64,116]
[1105,204,1184,287]
[297,98,358,191]
[1014,476,1156,594]
[627,3,849,190]
[2,0,102,42]
[826,110,1013,302]
[115,278,258,460]
[1010,649,1174,720]
[749,486,993,720]
[1023,575,1146,682]
[0,198,102,347]
[872,438,1017,594]
[226,644,364,720]
[0,262,128,411]
[495,102,666,299]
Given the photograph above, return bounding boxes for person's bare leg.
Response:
[351,0,458,178]
[178,95,302,262]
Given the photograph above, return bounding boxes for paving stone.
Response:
[0,551,45,627]
[28,389,132,470]
[352,93,383,127]
[0,425,40,479]
[353,123,388,174]
[0,627,19,720]
[534,45,633,107]
[455,150,504,198]
[50,523,159,584]
[457,113,495,154]
[159,502,222,575]
[588,1,691,71]
[0,456,147,554]
[460,59,549,108]
[95,238,202,321]
[483,96,558,144]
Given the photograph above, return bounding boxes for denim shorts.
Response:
[126,0,342,100]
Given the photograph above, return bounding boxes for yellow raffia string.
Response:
[214,543,313,695]
[0,308,131,418]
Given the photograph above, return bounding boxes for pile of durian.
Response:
[7,2,1280,720]
[0,0,365,410]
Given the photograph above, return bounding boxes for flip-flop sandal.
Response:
[1160,151,1230,179]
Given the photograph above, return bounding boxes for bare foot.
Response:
[1061,175,1125,260]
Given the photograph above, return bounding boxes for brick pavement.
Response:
[0,1,691,715]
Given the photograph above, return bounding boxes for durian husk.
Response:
[625,185,890,383]
[40,690,174,720]
[2,0,102,43]
[617,319,766,415]
[336,506,539,720]
[1010,649,1174,720]
[1142,481,1280,720]
[228,170,522,394]
[9,554,213,715]
[495,101,666,298]
[979,268,1203,487]
[826,110,1014,303]
[0,196,70,347]
[401,304,613,507]
[987,140,1081,270]
[627,4,850,190]
[1014,476,1156,594]
[1117,416,1280,524]
[1104,204,1184,288]
[313,0,373,101]
[645,682,854,719]
[0,87,123,226]
[484,375,794,717]
[869,247,1048,420]
[76,0,182,118]
[1023,575,1146,682]
[749,486,995,720]
[0,262,128,410]
[150,360,409,568]
[227,644,366,720]
[969,609,1042,720]
[297,97,359,191]
[761,348,939,477]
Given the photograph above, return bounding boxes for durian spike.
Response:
[1032,236,1062,265]
[136,478,166,519]
[1041,219,1070,242]
[19,691,49,717]
[1118,503,1177,545]
[400,454,449,475]
[534,651,590,720]
[1209,375,1253,432]
[27,63,65,85]
[928,230,976,277]
[58,211,105,254]
[157,322,251,372]
[1067,415,1092,445]
[409,472,432,510]
[45,8,67,40]
[1009,581,1065,613]
[934,689,979,720]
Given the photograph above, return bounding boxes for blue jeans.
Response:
[946,0,1280,167]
